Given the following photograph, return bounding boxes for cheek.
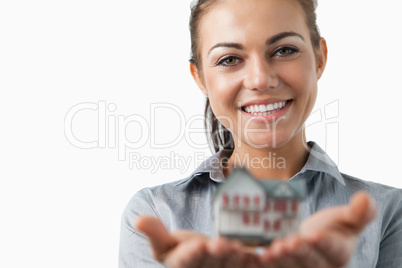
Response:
[278,59,318,125]
[279,58,317,96]
[204,70,243,108]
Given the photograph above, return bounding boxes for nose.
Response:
[243,57,279,91]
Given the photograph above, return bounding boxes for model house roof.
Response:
[213,167,307,202]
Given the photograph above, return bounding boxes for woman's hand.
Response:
[136,191,377,268]
[259,191,377,267]
[135,216,264,268]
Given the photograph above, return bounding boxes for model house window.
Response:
[292,200,298,213]
[243,196,249,208]
[254,196,260,209]
[274,200,287,212]
[242,212,249,225]
[234,194,239,209]
[222,193,229,208]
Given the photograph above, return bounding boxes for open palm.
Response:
[136,191,376,268]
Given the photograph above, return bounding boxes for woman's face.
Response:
[192,0,327,149]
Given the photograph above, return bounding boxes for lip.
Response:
[240,98,290,108]
[239,99,293,122]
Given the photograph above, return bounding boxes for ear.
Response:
[315,38,328,80]
[190,62,208,97]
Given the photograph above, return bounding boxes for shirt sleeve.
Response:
[376,189,402,268]
[118,189,167,268]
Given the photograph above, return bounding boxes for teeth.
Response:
[259,105,267,112]
[266,103,274,111]
[243,101,288,115]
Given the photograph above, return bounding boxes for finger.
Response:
[280,236,311,268]
[289,237,331,268]
[244,253,263,268]
[165,238,207,268]
[345,191,377,232]
[206,237,232,259]
[203,238,230,268]
[260,239,288,268]
[300,191,377,239]
[309,230,356,267]
[135,216,177,261]
[223,240,251,268]
[210,238,262,268]
[269,237,305,268]
[328,191,376,234]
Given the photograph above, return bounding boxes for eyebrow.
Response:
[208,43,244,56]
[267,31,304,45]
[207,31,305,56]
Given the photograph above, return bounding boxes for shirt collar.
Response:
[299,141,345,186]
[188,141,345,186]
[190,149,232,183]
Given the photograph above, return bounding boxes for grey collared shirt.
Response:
[119,142,402,267]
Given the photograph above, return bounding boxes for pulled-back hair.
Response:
[189,0,321,153]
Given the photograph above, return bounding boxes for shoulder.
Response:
[124,173,205,212]
[134,171,214,203]
[341,172,402,236]
[332,173,402,266]
[341,172,402,204]
[343,175,402,267]
[119,176,204,268]
[121,148,230,230]
[118,171,218,267]
[124,148,231,213]
[122,171,216,227]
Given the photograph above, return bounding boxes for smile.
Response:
[241,100,289,116]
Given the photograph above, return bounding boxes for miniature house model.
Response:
[213,168,306,245]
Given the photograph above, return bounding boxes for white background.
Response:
[1,0,401,267]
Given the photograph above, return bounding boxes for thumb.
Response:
[346,191,377,233]
[135,216,177,261]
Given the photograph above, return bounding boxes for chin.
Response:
[242,133,291,149]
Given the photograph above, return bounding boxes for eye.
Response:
[217,56,242,67]
[272,46,299,57]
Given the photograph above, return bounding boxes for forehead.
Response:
[198,0,310,52]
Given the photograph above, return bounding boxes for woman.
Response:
[119,0,402,267]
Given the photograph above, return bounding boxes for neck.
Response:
[223,130,309,181]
